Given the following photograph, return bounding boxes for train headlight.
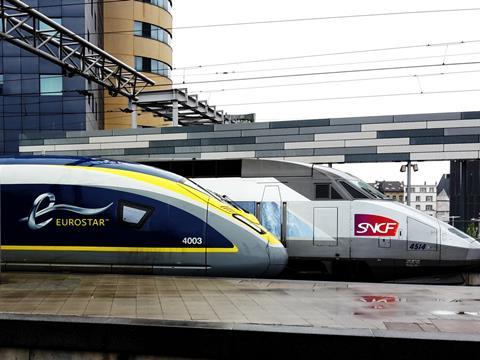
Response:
[232,214,266,234]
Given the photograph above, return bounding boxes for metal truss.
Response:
[0,0,155,99]
[136,88,226,126]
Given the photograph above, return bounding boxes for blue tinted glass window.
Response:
[134,21,171,46]
[40,75,62,96]
[134,56,171,78]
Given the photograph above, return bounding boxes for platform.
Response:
[0,272,479,358]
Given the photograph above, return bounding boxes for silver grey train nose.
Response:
[264,245,288,277]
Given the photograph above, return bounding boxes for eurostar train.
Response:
[0,157,287,277]
[156,158,480,279]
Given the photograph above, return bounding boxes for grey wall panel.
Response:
[330,116,393,125]
[300,124,361,134]
[256,134,314,143]
[77,149,125,156]
[161,126,213,134]
[214,122,269,131]
[20,139,45,146]
[394,112,461,122]
[255,149,313,158]
[410,135,479,145]
[188,131,242,139]
[444,127,480,136]
[44,137,89,145]
[462,111,480,119]
[124,147,175,155]
[149,139,201,148]
[346,153,410,163]
[66,130,113,138]
[314,146,377,156]
[269,119,330,128]
[241,127,299,137]
[378,129,444,138]
[228,143,284,151]
[201,137,255,146]
[175,145,228,153]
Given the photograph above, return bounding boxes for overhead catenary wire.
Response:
[171,61,480,86]
[172,51,480,77]
[173,39,480,70]
[195,68,480,94]
[216,88,480,107]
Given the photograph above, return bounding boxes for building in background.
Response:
[0,0,103,154]
[0,0,174,154]
[103,0,173,128]
[436,174,450,223]
[409,182,437,217]
[450,160,480,231]
[373,181,404,202]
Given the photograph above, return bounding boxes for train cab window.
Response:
[331,187,343,199]
[118,201,153,228]
[315,184,330,199]
[339,181,368,199]
[315,184,344,200]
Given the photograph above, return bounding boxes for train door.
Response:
[284,201,350,260]
[406,217,440,261]
[312,202,350,259]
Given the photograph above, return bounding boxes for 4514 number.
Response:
[409,243,427,250]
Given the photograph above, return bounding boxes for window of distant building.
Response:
[392,195,397,200]
[420,187,426,193]
[416,205,421,210]
[135,56,171,77]
[138,0,172,13]
[399,196,404,202]
[429,187,435,192]
[134,21,172,46]
[40,75,62,96]
[426,205,433,211]
[426,196,433,202]
[416,196,421,201]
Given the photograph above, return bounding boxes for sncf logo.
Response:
[354,214,399,237]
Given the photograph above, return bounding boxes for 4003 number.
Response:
[182,237,203,245]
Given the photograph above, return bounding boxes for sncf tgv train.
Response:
[172,159,480,279]
[0,157,287,277]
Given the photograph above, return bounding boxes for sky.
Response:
[170,0,480,184]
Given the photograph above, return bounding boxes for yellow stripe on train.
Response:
[0,245,239,253]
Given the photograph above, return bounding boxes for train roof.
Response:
[0,156,185,183]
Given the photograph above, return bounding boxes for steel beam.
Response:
[0,0,155,99]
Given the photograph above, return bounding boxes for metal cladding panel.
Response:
[345,153,410,163]
[269,118,330,128]
[241,159,312,177]
[377,128,444,138]
[330,115,393,125]
[394,112,461,122]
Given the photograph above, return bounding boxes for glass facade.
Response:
[138,0,172,13]
[135,56,171,78]
[40,75,63,96]
[134,21,172,46]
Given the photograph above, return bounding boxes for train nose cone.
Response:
[467,246,480,265]
[263,245,288,277]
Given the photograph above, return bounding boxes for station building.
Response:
[0,0,173,154]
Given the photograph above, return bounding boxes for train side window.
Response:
[118,201,153,228]
[339,181,368,199]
